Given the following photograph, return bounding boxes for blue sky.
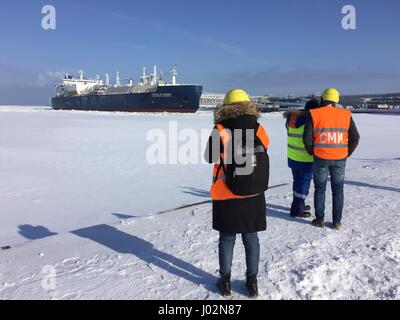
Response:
[0,0,399,105]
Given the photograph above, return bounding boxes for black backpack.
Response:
[216,124,270,196]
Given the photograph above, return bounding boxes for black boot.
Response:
[332,222,342,230]
[290,197,310,218]
[246,275,259,298]
[311,218,324,228]
[292,211,311,218]
[217,273,231,297]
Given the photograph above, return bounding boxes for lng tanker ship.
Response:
[51,66,202,113]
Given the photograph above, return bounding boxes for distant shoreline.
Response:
[1,105,400,115]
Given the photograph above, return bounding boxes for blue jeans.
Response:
[313,157,347,224]
[219,232,259,277]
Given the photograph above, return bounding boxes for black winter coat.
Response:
[205,103,267,234]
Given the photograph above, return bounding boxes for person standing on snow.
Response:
[204,89,270,298]
[303,88,360,230]
[285,99,320,218]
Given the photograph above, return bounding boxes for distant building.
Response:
[200,93,273,106]
[201,92,400,111]
[200,93,224,106]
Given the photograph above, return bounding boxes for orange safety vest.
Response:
[310,106,352,160]
[210,124,270,201]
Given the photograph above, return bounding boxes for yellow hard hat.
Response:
[321,88,340,103]
[223,89,250,105]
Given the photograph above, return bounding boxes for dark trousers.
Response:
[313,157,347,224]
[290,166,313,214]
[292,167,313,199]
[219,232,259,277]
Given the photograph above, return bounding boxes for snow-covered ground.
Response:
[0,106,399,299]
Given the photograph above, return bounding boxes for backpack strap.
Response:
[213,124,228,184]
[213,155,226,184]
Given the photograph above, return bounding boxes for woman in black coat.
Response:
[205,89,270,297]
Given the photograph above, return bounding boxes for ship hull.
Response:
[51,85,202,113]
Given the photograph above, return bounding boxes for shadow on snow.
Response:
[179,186,210,198]
[18,224,57,240]
[344,180,400,193]
[71,224,219,294]
[266,204,310,225]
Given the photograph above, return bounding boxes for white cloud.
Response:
[36,71,64,87]
[110,12,129,20]
[105,13,247,59]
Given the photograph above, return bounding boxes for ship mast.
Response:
[140,67,146,85]
[151,65,157,85]
[170,65,177,85]
[116,71,120,87]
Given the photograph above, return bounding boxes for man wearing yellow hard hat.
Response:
[204,89,270,297]
[303,88,360,230]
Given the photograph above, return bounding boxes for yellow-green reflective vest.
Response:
[287,125,313,163]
